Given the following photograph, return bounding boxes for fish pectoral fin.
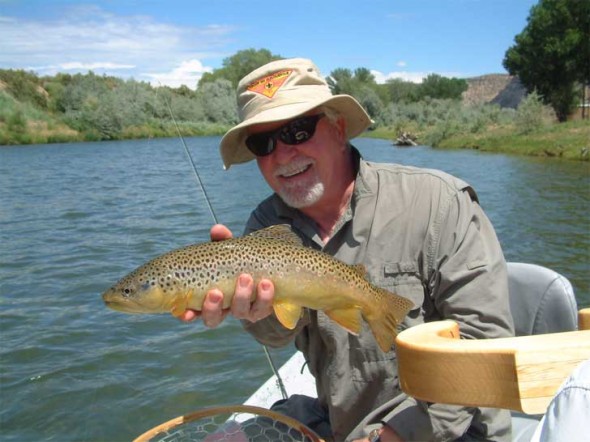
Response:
[170,290,191,318]
[273,302,303,330]
[325,307,363,335]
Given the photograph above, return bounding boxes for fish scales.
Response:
[102,225,414,351]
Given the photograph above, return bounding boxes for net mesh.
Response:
[134,405,323,442]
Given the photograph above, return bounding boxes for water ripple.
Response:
[0,138,587,441]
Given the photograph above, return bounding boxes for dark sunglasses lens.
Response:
[245,133,275,156]
[280,115,320,145]
[245,114,323,157]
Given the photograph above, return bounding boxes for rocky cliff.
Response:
[462,74,527,108]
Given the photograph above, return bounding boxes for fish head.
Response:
[102,271,170,314]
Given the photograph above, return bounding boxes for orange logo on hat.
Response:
[247,69,292,98]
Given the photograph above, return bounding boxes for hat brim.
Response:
[220,94,372,169]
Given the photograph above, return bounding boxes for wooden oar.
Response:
[396,309,590,415]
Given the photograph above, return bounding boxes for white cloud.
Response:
[372,70,428,84]
[0,7,233,88]
[372,69,466,84]
[396,61,407,68]
[61,62,136,70]
[143,59,213,90]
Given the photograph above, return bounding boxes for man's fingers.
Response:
[231,274,254,319]
[201,289,228,328]
[249,279,274,322]
[231,275,274,322]
[178,273,274,327]
[178,309,200,322]
[210,224,233,242]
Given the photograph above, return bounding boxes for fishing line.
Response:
[162,95,218,225]
[160,90,289,401]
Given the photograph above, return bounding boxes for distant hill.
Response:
[462,74,527,109]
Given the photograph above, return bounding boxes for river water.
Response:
[1,137,588,441]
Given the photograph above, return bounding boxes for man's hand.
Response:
[178,224,275,327]
[353,426,404,442]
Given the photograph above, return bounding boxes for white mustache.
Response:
[274,159,314,178]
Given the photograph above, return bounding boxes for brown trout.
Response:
[102,225,414,351]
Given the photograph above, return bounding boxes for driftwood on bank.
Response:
[393,132,418,147]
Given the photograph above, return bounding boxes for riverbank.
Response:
[0,117,230,146]
[2,113,588,162]
[367,119,590,161]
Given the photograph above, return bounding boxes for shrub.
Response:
[515,91,552,134]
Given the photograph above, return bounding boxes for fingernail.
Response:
[260,281,271,291]
[239,275,250,288]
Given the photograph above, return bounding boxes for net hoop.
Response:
[133,404,325,442]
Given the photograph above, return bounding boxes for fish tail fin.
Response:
[366,288,414,352]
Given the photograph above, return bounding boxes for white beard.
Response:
[278,181,325,208]
[273,159,325,208]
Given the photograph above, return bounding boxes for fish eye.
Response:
[122,287,133,297]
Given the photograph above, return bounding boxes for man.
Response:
[180,58,514,441]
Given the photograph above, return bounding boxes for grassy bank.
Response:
[437,120,589,160]
[368,119,589,161]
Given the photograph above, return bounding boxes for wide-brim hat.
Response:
[220,58,372,169]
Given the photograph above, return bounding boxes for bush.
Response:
[515,91,556,134]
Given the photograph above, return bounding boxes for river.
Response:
[0,137,588,441]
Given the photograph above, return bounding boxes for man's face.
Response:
[250,113,348,209]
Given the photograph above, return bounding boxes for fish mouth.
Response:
[102,291,135,312]
[103,299,145,314]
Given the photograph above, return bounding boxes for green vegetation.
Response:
[367,92,589,161]
[0,70,236,145]
[503,0,590,121]
[1,29,588,161]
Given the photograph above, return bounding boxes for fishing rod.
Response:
[162,93,289,401]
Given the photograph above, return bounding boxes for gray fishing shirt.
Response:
[242,149,515,442]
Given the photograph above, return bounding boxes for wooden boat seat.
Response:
[396,263,589,419]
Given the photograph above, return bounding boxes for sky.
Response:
[0,0,539,89]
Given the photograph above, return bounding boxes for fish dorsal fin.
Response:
[273,301,303,329]
[248,224,302,246]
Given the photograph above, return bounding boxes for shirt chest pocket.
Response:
[349,262,425,383]
[375,262,425,313]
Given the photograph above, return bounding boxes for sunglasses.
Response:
[245,113,325,157]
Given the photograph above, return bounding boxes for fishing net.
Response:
[133,405,324,442]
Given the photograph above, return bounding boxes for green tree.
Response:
[384,78,420,103]
[198,48,282,89]
[326,67,383,119]
[196,79,238,124]
[503,0,590,121]
[326,68,355,95]
[327,67,379,96]
[416,74,468,100]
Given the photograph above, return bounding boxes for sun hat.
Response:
[220,58,372,169]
